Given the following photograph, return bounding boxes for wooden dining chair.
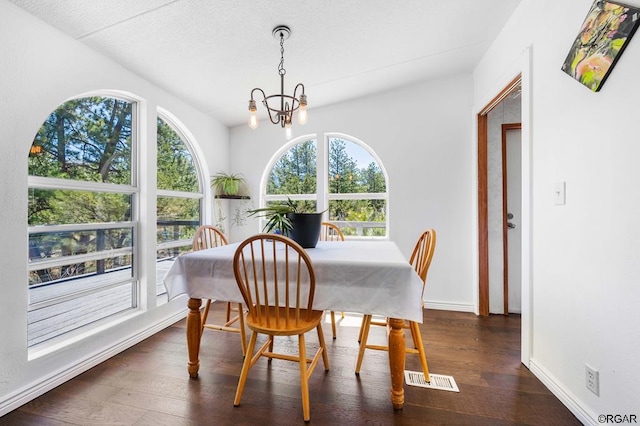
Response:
[232,233,329,422]
[320,221,345,242]
[355,228,436,382]
[319,221,345,339]
[192,225,247,357]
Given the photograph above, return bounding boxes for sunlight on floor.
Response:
[322,312,386,328]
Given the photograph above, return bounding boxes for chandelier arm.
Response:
[251,87,281,125]
[292,83,305,100]
[250,87,267,101]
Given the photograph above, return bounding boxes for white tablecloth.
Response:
[163,240,424,323]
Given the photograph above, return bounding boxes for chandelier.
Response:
[248,25,308,139]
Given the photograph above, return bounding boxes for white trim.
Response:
[529,359,596,426]
[156,189,203,199]
[328,192,387,200]
[29,221,135,234]
[264,193,317,201]
[424,300,475,312]
[519,46,533,369]
[28,247,132,270]
[28,176,138,194]
[156,239,192,250]
[2,310,187,417]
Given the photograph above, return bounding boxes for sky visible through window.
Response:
[343,141,375,169]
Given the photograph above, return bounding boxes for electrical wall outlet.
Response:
[585,364,599,396]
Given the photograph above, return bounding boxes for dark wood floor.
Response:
[2,306,580,425]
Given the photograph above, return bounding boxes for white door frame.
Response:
[474,47,532,367]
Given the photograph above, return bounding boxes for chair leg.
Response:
[330,311,337,339]
[298,333,310,422]
[237,303,247,357]
[355,314,372,375]
[357,314,366,343]
[200,299,212,337]
[316,323,330,370]
[409,321,430,382]
[234,331,259,407]
[225,301,232,322]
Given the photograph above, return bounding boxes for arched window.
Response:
[155,114,204,298]
[27,96,137,347]
[263,133,388,238]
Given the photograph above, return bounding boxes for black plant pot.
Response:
[286,212,323,248]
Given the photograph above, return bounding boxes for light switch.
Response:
[553,181,566,205]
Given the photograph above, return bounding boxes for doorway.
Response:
[503,123,522,314]
[477,75,522,316]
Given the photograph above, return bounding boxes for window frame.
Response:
[261,132,389,239]
[27,93,140,348]
[155,109,209,298]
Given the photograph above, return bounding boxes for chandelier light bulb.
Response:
[248,111,259,129]
[297,94,308,125]
[248,100,259,129]
[285,119,292,139]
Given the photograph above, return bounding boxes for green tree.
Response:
[29,97,132,184]
[268,140,317,195]
[266,140,317,212]
[328,139,359,194]
[156,118,199,192]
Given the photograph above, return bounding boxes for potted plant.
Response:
[247,198,325,248]
[211,172,246,198]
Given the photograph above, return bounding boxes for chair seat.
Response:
[246,307,324,336]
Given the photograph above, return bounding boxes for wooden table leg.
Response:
[388,317,406,409]
[187,298,202,378]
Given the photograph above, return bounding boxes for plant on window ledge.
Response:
[211,172,247,197]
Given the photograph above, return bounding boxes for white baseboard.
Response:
[529,358,596,426]
[0,310,187,417]
[424,300,475,312]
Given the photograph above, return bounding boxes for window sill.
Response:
[214,195,250,200]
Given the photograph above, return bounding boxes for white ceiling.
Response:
[10,0,522,127]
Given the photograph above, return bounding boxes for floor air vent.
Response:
[404,371,459,392]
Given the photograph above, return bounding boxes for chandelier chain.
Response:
[278,33,286,76]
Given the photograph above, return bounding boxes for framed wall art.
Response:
[561,0,640,92]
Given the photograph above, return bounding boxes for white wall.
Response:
[229,75,476,312]
[475,0,640,421]
[0,1,228,414]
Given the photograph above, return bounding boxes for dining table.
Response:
[163,239,424,409]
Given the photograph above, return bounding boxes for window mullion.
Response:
[316,135,327,214]
[28,176,138,194]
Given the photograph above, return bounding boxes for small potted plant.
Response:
[211,172,246,198]
[248,198,325,248]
